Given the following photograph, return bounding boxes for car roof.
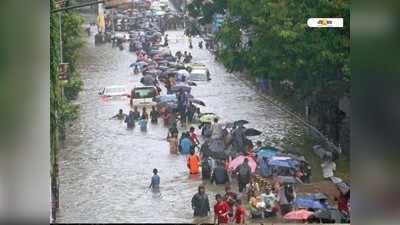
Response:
[133,85,156,89]
[191,69,208,74]
[105,85,127,89]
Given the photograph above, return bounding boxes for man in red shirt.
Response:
[235,199,246,224]
[214,194,230,224]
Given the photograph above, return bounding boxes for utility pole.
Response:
[59,12,65,100]
[183,0,187,30]
[59,13,63,63]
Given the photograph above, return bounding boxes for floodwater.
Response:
[57,28,300,223]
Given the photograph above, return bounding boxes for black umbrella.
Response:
[141,75,156,86]
[244,128,262,136]
[235,119,249,126]
[189,99,206,106]
[313,208,346,223]
[275,176,302,184]
[310,192,328,200]
[157,101,177,109]
[336,182,350,194]
[187,81,197,86]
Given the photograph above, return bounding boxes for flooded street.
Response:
[57,29,301,223]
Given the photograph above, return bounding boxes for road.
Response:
[56,27,301,223]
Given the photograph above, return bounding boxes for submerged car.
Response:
[188,68,211,81]
[98,85,130,100]
[130,85,159,107]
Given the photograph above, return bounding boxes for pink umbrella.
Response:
[283,209,313,221]
[228,155,257,173]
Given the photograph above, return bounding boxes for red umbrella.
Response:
[228,155,257,173]
[283,209,313,221]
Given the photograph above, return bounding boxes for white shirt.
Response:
[321,161,336,178]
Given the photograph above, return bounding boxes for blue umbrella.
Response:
[294,197,327,209]
[157,94,177,103]
[269,159,296,168]
[129,61,148,68]
[257,149,278,159]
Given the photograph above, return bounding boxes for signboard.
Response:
[58,63,69,81]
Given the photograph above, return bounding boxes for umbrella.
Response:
[141,75,156,85]
[309,192,328,200]
[271,156,292,161]
[244,128,262,136]
[294,197,327,209]
[276,176,302,184]
[199,113,219,123]
[335,182,350,194]
[187,81,197,86]
[158,65,169,71]
[171,85,191,93]
[256,148,278,159]
[313,208,346,223]
[228,155,257,173]
[157,59,169,64]
[157,101,177,109]
[234,119,249,126]
[130,61,147,68]
[269,159,296,168]
[209,139,225,153]
[156,94,177,103]
[189,98,206,106]
[283,209,313,221]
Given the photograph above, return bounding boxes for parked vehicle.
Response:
[98,85,130,100]
[130,85,159,107]
[188,68,211,81]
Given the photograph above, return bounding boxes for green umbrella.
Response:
[199,113,219,123]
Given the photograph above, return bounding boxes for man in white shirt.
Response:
[321,160,336,179]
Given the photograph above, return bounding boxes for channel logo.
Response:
[307,18,343,28]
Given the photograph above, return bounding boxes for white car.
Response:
[130,85,159,108]
[98,85,130,100]
[188,68,211,81]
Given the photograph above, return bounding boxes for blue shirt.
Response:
[149,175,160,188]
[180,137,193,154]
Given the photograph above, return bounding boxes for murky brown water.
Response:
[57,29,300,223]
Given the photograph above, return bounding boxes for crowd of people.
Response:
[104,2,350,224]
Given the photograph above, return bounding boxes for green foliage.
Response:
[64,72,83,100]
[187,0,227,24]
[205,0,350,152]
[50,0,85,150]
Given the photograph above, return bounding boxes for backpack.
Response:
[238,164,250,179]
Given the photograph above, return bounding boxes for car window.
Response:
[133,88,155,99]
